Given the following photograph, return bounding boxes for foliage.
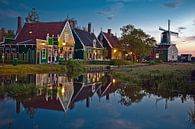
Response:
[66,59,85,77]
[120,24,156,62]
[101,48,108,59]
[0,28,15,40]
[12,58,18,66]
[81,60,111,65]
[4,84,37,97]
[110,59,132,66]
[25,8,39,23]
[0,64,67,75]
[149,59,163,65]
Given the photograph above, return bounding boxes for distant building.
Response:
[155,44,178,62]
[0,17,75,64]
[72,23,104,60]
[180,54,192,62]
[98,29,124,60]
[155,20,178,62]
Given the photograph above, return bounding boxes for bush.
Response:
[110,59,132,66]
[59,57,66,65]
[149,60,157,65]
[149,59,163,65]
[12,58,18,66]
[66,59,85,77]
[82,60,111,65]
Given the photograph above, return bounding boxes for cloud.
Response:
[163,0,180,8]
[106,0,155,2]
[173,36,195,44]
[19,3,31,11]
[96,119,141,129]
[193,20,195,25]
[178,26,186,33]
[97,2,124,20]
[0,9,21,18]
[0,0,9,5]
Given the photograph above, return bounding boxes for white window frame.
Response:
[42,48,46,59]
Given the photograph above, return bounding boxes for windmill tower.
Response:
[159,20,179,45]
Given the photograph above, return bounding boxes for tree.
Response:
[25,8,39,23]
[120,24,156,62]
[0,28,15,40]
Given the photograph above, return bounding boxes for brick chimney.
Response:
[16,16,22,34]
[88,22,91,33]
[108,29,111,35]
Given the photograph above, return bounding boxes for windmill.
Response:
[159,20,179,45]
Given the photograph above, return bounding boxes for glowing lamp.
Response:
[112,79,116,84]
[113,49,117,53]
[62,43,66,46]
[61,87,65,94]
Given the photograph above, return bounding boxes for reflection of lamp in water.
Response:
[61,87,65,94]
[62,42,66,46]
[112,79,116,84]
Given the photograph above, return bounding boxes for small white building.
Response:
[155,44,178,62]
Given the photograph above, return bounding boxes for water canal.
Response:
[0,72,195,129]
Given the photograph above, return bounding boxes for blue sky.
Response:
[0,0,195,55]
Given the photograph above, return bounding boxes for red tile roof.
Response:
[22,95,64,111]
[14,22,66,44]
[103,32,122,49]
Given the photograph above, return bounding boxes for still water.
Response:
[0,73,195,129]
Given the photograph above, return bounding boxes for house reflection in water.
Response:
[0,72,121,115]
[23,74,74,113]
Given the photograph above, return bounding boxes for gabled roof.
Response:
[102,32,122,49]
[73,28,103,48]
[11,21,67,45]
[22,95,64,111]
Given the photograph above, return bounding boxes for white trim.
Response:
[73,29,86,51]
[42,48,46,59]
[59,21,76,45]
[101,82,112,96]
[101,32,113,48]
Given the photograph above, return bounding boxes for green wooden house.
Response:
[0,18,75,64]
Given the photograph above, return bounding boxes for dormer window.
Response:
[93,39,96,48]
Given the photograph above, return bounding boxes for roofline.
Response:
[59,21,75,45]
[93,33,103,48]
[101,32,113,48]
[72,29,86,51]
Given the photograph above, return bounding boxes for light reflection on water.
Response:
[0,73,195,129]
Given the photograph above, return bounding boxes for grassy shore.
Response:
[112,63,195,83]
[0,64,67,74]
[0,63,195,75]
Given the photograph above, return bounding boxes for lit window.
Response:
[156,53,159,59]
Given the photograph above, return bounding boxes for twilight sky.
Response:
[0,0,195,55]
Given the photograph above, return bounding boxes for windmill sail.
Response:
[159,20,179,45]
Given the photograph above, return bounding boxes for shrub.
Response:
[12,58,18,66]
[149,60,157,65]
[110,59,132,66]
[66,59,85,77]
